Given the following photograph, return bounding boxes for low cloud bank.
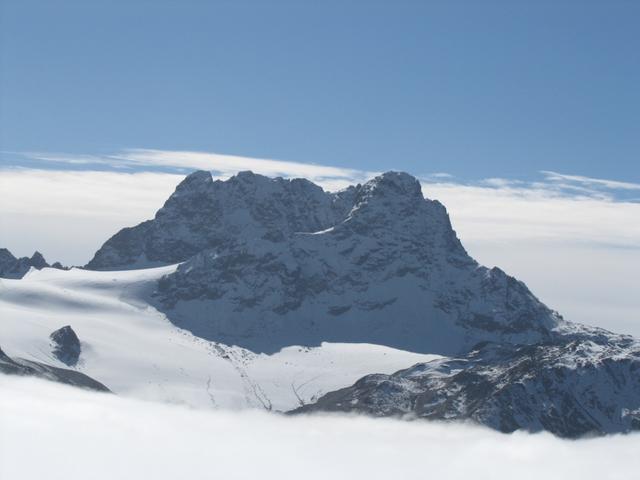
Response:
[1,375,639,480]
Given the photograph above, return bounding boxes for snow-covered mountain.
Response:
[88,170,560,355]
[2,170,639,437]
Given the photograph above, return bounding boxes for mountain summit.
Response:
[87,170,560,355]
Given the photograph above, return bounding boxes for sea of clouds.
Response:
[1,375,638,480]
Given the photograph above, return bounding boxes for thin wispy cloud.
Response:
[420,172,454,180]
[13,149,639,201]
[422,181,640,249]
[14,149,377,191]
[542,170,640,191]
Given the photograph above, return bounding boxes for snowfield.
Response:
[2,374,639,480]
[0,265,438,411]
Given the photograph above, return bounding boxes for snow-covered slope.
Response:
[0,266,438,410]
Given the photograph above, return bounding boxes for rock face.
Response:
[50,326,81,366]
[292,325,640,438]
[0,346,109,392]
[0,248,64,279]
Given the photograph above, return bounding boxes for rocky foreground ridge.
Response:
[293,324,640,437]
[0,346,109,392]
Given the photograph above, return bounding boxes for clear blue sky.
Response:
[1,0,638,182]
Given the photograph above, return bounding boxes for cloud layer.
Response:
[1,375,639,480]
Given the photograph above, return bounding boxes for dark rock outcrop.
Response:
[0,248,65,279]
[50,325,81,366]
[0,346,110,392]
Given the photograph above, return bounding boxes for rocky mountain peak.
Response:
[345,172,431,221]
[29,251,48,269]
[0,248,57,279]
[164,170,214,204]
[363,171,423,198]
[234,170,261,181]
[179,169,213,187]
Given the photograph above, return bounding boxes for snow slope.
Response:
[0,266,438,411]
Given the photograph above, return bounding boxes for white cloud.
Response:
[542,170,640,191]
[21,148,377,191]
[422,181,640,249]
[420,172,454,180]
[1,375,639,480]
[0,169,182,219]
[0,170,182,266]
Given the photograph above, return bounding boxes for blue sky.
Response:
[1,0,638,182]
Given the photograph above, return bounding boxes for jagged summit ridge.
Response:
[358,170,423,199]
[87,170,358,269]
[86,170,449,270]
